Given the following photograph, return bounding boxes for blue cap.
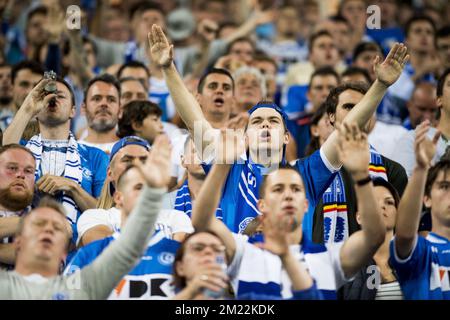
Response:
[109,136,150,162]
[247,102,288,125]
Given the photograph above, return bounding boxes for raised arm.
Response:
[322,43,410,168]
[77,135,172,299]
[191,129,246,262]
[337,123,386,278]
[2,79,53,145]
[148,25,213,153]
[258,213,314,292]
[395,121,440,259]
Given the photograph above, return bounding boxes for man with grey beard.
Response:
[0,144,36,269]
[78,74,121,154]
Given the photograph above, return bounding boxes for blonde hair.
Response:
[96,179,115,209]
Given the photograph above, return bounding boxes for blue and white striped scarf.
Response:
[174,180,223,220]
[26,133,82,224]
[323,145,388,244]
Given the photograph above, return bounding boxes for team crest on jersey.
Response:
[239,217,255,234]
[430,263,450,291]
[158,252,175,266]
[52,292,69,300]
[82,167,92,181]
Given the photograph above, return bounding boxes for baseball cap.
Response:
[109,136,150,163]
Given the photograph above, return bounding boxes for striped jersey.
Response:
[390,233,450,300]
[228,233,350,300]
[65,231,179,300]
[174,180,223,220]
[202,148,338,234]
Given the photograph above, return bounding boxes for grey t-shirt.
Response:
[0,186,165,299]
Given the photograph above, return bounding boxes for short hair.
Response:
[83,73,121,103]
[119,76,147,91]
[372,178,400,209]
[56,77,76,107]
[172,230,224,290]
[436,25,450,43]
[117,60,150,79]
[233,66,267,98]
[62,36,98,56]
[11,60,44,84]
[197,68,234,93]
[253,53,278,73]
[404,15,436,38]
[309,30,333,53]
[259,164,302,199]
[129,1,164,20]
[353,41,383,61]
[27,6,47,24]
[0,143,35,161]
[17,196,69,242]
[118,100,162,138]
[226,37,255,55]
[425,159,450,197]
[324,82,369,120]
[308,66,340,88]
[341,66,372,85]
[0,62,11,69]
[328,14,350,27]
[437,68,450,97]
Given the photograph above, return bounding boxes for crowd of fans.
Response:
[0,0,449,300]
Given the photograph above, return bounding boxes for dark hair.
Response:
[119,76,147,91]
[404,15,436,38]
[436,25,450,44]
[11,60,44,84]
[308,66,340,88]
[172,230,224,290]
[253,53,278,72]
[259,164,302,199]
[0,143,35,161]
[304,103,329,156]
[197,68,234,93]
[324,82,369,123]
[353,41,383,61]
[218,21,238,36]
[437,68,450,97]
[118,100,162,138]
[309,30,333,53]
[226,37,255,55]
[129,1,164,20]
[341,66,372,85]
[328,14,350,27]
[27,6,47,24]
[372,178,400,209]
[0,62,11,69]
[55,76,76,107]
[425,159,450,197]
[117,60,150,80]
[84,73,121,103]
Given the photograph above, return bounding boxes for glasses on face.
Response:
[188,242,226,255]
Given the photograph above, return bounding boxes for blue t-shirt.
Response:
[283,84,309,119]
[202,149,338,234]
[65,230,180,299]
[390,233,450,300]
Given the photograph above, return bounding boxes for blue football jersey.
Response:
[390,233,450,300]
[65,231,179,300]
[229,233,348,300]
[202,148,338,234]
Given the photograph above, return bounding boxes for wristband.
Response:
[355,175,372,186]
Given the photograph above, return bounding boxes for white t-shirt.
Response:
[78,140,116,155]
[77,207,193,246]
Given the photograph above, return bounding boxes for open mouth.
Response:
[40,236,54,247]
[259,130,271,141]
[213,97,224,107]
